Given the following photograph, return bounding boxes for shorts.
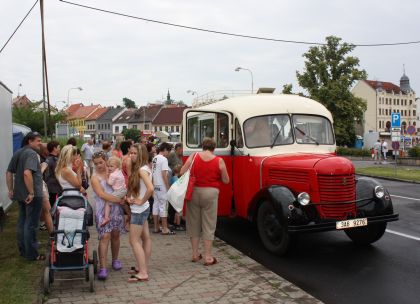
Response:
[112,188,127,199]
[152,188,168,217]
[130,207,150,225]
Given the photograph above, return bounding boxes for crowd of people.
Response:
[5,132,229,282]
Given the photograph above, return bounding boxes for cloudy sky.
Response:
[1,0,419,108]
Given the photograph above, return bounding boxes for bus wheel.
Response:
[345,222,387,245]
[257,201,290,255]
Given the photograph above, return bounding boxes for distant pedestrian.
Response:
[6,131,45,261]
[381,140,388,161]
[39,144,53,234]
[168,143,183,171]
[373,140,381,164]
[102,141,112,160]
[81,138,94,177]
[120,140,133,186]
[66,137,77,146]
[180,138,229,265]
[45,140,62,206]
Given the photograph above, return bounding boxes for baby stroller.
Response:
[43,189,97,294]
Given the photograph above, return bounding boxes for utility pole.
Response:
[40,0,52,138]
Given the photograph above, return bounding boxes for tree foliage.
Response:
[123,97,136,108]
[282,84,293,94]
[12,103,66,136]
[122,128,141,141]
[296,36,367,146]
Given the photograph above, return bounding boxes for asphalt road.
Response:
[216,176,420,304]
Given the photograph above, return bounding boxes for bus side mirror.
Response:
[230,140,236,147]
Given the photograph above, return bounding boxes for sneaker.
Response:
[112,259,122,271]
[97,268,108,280]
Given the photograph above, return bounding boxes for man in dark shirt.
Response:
[6,132,44,261]
[45,140,62,206]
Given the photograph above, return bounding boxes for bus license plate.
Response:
[336,218,368,230]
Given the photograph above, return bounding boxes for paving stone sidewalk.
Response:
[43,224,322,304]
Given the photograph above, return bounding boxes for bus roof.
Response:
[196,94,333,123]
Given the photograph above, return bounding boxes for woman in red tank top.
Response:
[180,138,229,266]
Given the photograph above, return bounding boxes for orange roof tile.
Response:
[86,107,109,120]
[69,105,101,120]
[65,103,84,116]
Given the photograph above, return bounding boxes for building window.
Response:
[123,126,127,131]
[115,126,119,133]
[176,126,179,132]
[414,110,416,117]
[133,125,137,129]
[144,123,149,130]
[160,126,163,131]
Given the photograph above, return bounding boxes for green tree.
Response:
[122,128,141,141]
[296,36,367,146]
[282,84,293,94]
[123,97,136,108]
[12,103,66,136]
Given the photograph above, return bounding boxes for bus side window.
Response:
[235,118,244,148]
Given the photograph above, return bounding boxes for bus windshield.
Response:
[244,115,293,148]
[293,115,335,145]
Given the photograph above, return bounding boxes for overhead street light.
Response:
[67,86,83,106]
[235,67,254,93]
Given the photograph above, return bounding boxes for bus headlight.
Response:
[374,186,385,199]
[297,192,310,206]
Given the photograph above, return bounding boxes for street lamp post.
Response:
[235,67,254,93]
[67,86,83,107]
[187,90,199,104]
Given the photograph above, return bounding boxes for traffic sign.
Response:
[391,113,401,128]
[407,125,416,135]
[392,141,400,150]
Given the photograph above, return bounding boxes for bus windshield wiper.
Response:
[295,127,319,145]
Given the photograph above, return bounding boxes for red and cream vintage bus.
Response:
[182,89,399,255]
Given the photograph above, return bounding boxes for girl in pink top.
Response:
[102,156,128,227]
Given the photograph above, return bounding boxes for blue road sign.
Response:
[391,113,401,128]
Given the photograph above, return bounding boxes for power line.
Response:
[59,0,420,47]
[0,0,39,54]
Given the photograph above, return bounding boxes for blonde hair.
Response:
[127,144,148,197]
[108,156,122,169]
[55,144,77,177]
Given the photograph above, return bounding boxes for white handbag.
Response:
[167,154,197,213]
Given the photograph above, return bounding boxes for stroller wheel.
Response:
[92,250,98,274]
[88,264,95,292]
[43,267,51,294]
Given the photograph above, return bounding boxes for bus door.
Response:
[183,109,233,216]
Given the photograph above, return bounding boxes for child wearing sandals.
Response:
[101,156,128,227]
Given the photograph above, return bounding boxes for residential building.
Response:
[85,107,109,139]
[12,95,31,108]
[65,103,83,117]
[352,72,416,135]
[112,108,136,140]
[67,104,102,137]
[96,106,126,141]
[152,105,188,134]
[128,104,162,131]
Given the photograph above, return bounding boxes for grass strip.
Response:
[0,203,48,304]
[356,167,420,182]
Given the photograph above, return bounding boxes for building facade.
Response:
[128,104,162,131]
[85,107,109,139]
[96,106,126,141]
[112,108,136,140]
[67,104,102,137]
[152,105,188,134]
[352,73,417,135]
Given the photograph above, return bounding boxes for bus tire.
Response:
[257,200,290,255]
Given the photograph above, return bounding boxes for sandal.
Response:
[127,274,149,282]
[128,266,139,274]
[35,254,46,261]
[204,257,218,266]
[191,254,202,263]
[161,230,176,235]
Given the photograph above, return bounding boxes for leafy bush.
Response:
[408,146,420,157]
[336,147,371,157]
